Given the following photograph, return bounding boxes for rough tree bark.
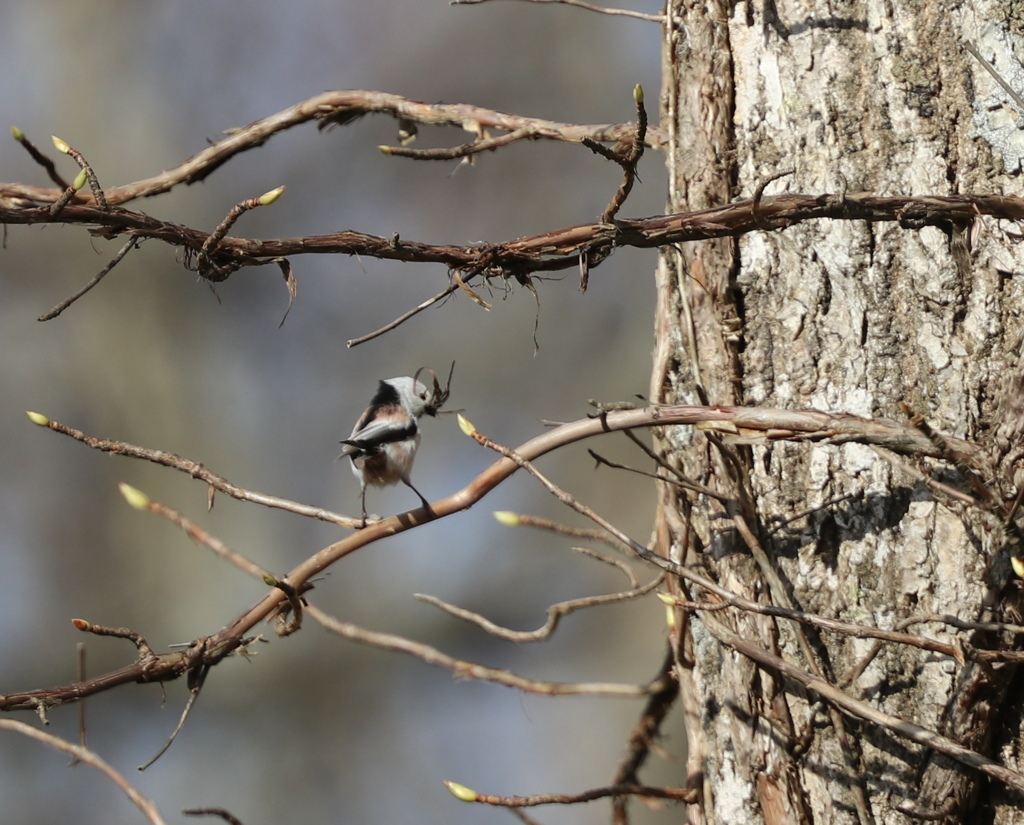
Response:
[655,1,1024,823]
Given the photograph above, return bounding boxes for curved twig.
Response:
[0,720,168,825]
[305,603,656,696]
[1,91,662,207]
[414,575,660,642]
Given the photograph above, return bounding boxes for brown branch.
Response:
[450,0,665,23]
[444,779,696,807]
[305,604,654,696]
[182,810,245,825]
[0,720,168,825]
[117,483,275,584]
[11,127,72,189]
[698,612,1024,797]
[51,136,108,210]
[137,663,208,771]
[3,192,1019,297]
[658,591,1024,664]
[379,125,536,160]
[26,411,356,527]
[610,649,681,824]
[1,91,661,206]
[38,238,142,321]
[584,84,647,224]
[3,401,998,710]
[345,282,459,347]
[414,575,661,642]
[493,511,642,583]
[193,187,285,281]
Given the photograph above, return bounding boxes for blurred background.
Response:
[0,2,682,823]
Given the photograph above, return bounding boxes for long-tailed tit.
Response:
[338,369,450,526]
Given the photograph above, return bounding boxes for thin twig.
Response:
[380,126,535,160]
[446,780,696,807]
[698,611,1024,796]
[610,649,681,823]
[415,576,660,642]
[182,810,245,825]
[0,720,169,825]
[138,664,208,771]
[56,139,108,210]
[11,127,72,189]
[450,0,665,23]
[28,413,356,527]
[123,486,275,583]
[965,41,1024,116]
[305,603,657,696]
[585,84,647,224]
[347,282,460,347]
[38,238,142,321]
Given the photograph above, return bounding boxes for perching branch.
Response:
[2,400,999,711]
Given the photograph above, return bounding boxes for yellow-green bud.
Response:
[443,780,478,802]
[633,84,644,104]
[26,411,50,426]
[457,414,476,437]
[257,185,285,206]
[493,511,520,527]
[11,126,25,142]
[118,483,151,510]
[51,135,71,154]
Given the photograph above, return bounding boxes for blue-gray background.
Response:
[0,3,682,823]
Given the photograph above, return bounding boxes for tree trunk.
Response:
[656,2,1024,823]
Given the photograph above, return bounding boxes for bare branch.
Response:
[182,810,245,825]
[346,282,459,347]
[118,484,275,584]
[6,400,999,710]
[28,413,356,527]
[584,84,647,224]
[1,91,662,206]
[414,575,661,642]
[0,720,169,825]
[11,126,72,189]
[659,591,1024,664]
[444,779,696,807]
[37,238,142,321]
[451,0,665,23]
[379,125,536,160]
[698,612,1024,796]
[4,192,1019,312]
[50,135,108,210]
[305,603,656,696]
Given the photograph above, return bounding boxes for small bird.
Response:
[338,375,439,526]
